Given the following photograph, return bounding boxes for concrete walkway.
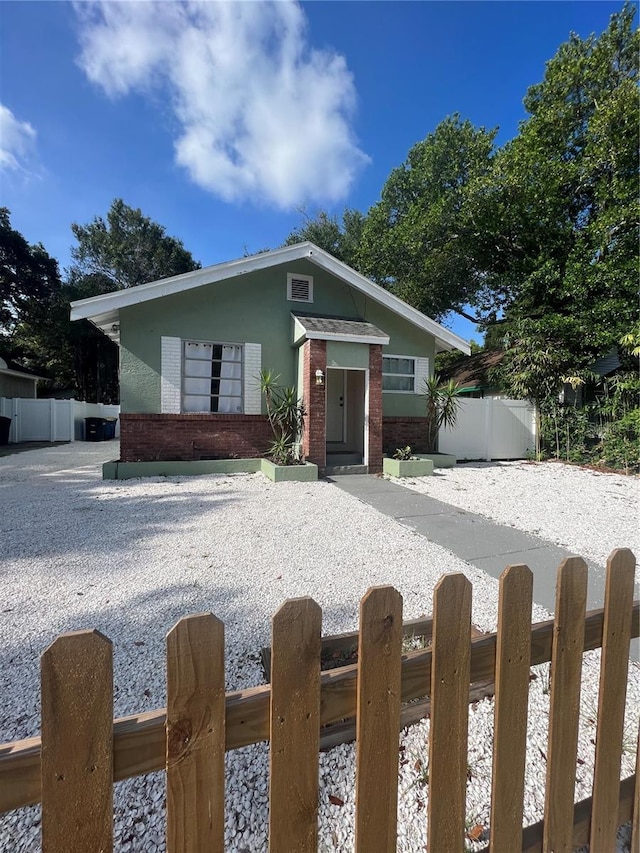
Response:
[328,473,607,618]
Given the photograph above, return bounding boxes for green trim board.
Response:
[102,457,318,481]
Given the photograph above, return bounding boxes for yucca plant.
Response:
[259,369,305,465]
[423,374,461,453]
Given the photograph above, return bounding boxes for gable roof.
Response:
[70,242,470,354]
[439,349,504,392]
[292,313,389,346]
[0,356,45,382]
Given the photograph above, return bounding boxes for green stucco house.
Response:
[70,242,469,473]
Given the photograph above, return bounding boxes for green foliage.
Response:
[536,359,639,472]
[422,375,462,453]
[359,115,498,323]
[599,409,640,474]
[0,208,79,389]
[493,2,639,362]
[259,369,305,465]
[541,402,597,464]
[1,201,200,401]
[357,5,637,430]
[283,208,366,269]
[69,198,200,294]
[0,208,62,337]
[393,446,413,461]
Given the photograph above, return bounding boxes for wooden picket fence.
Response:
[0,550,639,852]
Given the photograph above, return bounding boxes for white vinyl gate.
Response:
[0,399,120,443]
[439,398,536,461]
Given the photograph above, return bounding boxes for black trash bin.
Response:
[104,417,118,440]
[0,416,11,446]
[85,417,107,441]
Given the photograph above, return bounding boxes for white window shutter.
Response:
[414,357,430,394]
[161,336,182,413]
[244,343,262,414]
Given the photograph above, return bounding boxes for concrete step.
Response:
[326,451,362,466]
[325,464,368,476]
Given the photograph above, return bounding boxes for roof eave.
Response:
[70,241,470,355]
[0,368,46,381]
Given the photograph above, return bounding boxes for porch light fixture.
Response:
[315,369,325,386]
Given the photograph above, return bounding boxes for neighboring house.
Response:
[0,357,44,398]
[70,243,470,472]
[560,348,623,407]
[439,350,505,398]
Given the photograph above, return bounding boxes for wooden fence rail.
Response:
[0,549,639,853]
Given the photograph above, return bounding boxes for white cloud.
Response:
[0,104,37,173]
[74,1,369,208]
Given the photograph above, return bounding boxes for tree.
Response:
[358,115,498,323]
[0,208,62,343]
[358,4,637,360]
[65,199,202,401]
[69,198,200,293]
[493,2,639,363]
[1,202,202,402]
[283,208,366,270]
[0,209,73,384]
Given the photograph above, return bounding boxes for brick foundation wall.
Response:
[302,339,327,468]
[383,417,431,455]
[368,346,383,473]
[120,413,273,462]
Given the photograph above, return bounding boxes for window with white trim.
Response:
[382,356,416,392]
[182,341,244,413]
[287,273,313,303]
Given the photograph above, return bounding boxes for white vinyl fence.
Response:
[439,397,536,461]
[0,398,119,443]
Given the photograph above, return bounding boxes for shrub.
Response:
[597,409,640,474]
[393,446,413,460]
[259,370,305,466]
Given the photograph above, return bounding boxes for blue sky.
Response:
[1,1,624,341]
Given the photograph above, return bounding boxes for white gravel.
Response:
[1,444,638,852]
[392,460,639,571]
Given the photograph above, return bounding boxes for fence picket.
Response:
[3,600,638,814]
[490,564,533,852]
[428,573,472,852]
[1,551,638,852]
[543,557,588,853]
[166,613,225,853]
[631,724,640,853]
[269,597,322,853]
[590,549,635,852]
[355,586,403,852]
[41,630,113,853]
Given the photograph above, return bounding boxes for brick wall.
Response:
[368,345,383,473]
[382,417,431,455]
[301,339,327,468]
[120,413,273,462]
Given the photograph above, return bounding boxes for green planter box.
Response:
[383,457,434,478]
[260,459,318,482]
[416,452,457,469]
[103,458,262,480]
[103,457,318,482]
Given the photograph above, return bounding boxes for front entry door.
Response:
[326,369,345,442]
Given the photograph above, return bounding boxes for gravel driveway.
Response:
[1,444,638,852]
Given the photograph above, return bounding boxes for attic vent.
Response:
[287,273,313,303]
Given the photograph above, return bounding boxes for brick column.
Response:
[368,345,383,473]
[302,339,327,469]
